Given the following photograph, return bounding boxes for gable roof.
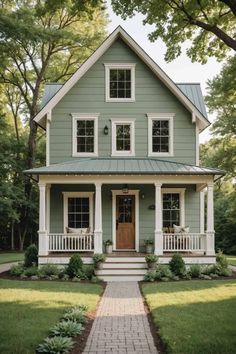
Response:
[34,26,210,131]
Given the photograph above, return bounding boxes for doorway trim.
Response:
[112,189,139,252]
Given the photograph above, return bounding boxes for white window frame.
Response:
[71,113,99,157]
[63,192,94,233]
[161,188,185,227]
[104,63,136,102]
[147,113,174,157]
[110,118,135,157]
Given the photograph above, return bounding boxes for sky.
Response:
[106,1,224,143]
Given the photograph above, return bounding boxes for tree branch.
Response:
[219,0,236,16]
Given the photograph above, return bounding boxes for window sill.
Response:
[106,98,135,103]
[72,152,98,157]
[148,152,174,157]
[111,152,135,157]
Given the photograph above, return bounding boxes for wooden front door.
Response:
[116,195,135,249]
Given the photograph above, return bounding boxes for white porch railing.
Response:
[48,233,94,252]
[163,233,206,252]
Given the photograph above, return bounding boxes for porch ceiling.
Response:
[25,158,224,181]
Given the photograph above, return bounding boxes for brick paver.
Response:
[83,282,158,354]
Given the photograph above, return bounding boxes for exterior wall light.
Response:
[104,125,109,135]
[122,184,129,194]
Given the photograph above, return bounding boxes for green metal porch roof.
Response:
[25,158,224,178]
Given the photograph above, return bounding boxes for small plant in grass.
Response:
[39,264,60,278]
[155,265,173,280]
[218,267,232,277]
[24,266,38,277]
[145,255,159,269]
[24,244,38,267]
[92,253,106,269]
[144,270,156,282]
[62,308,86,324]
[66,255,83,278]
[10,263,24,276]
[49,321,83,337]
[216,250,228,269]
[37,336,74,354]
[189,264,202,278]
[169,253,186,276]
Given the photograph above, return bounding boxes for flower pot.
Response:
[148,262,157,269]
[105,245,113,254]
[146,245,153,254]
[96,261,103,270]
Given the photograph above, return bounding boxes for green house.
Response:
[26,26,223,281]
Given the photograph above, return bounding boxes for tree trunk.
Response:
[11,221,15,250]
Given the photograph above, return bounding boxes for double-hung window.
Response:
[72,113,98,157]
[162,189,185,228]
[105,63,135,102]
[147,113,174,156]
[111,119,135,156]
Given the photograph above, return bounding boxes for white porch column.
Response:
[38,183,48,256]
[94,182,103,253]
[154,182,163,255]
[200,190,205,234]
[206,182,215,256]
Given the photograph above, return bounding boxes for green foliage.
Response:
[145,255,159,264]
[37,336,74,354]
[144,270,156,282]
[216,251,229,269]
[104,239,113,246]
[24,266,38,277]
[82,265,95,280]
[66,255,83,278]
[38,264,60,277]
[10,263,24,276]
[112,0,236,63]
[24,244,38,267]
[169,254,186,276]
[189,264,202,278]
[49,321,83,338]
[144,239,154,245]
[62,308,86,324]
[92,253,106,267]
[155,265,173,280]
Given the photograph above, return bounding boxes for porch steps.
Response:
[95,258,148,281]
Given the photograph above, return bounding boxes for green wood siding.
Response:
[50,38,196,164]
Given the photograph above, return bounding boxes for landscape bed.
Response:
[0,279,103,354]
[142,279,236,354]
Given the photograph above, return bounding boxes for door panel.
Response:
[116,195,135,249]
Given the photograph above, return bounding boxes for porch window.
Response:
[105,63,135,102]
[162,193,180,228]
[63,192,94,231]
[72,113,98,157]
[147,114,174,156]
[111,119,135,156]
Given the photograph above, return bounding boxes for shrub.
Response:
[39,264,60,277]
[62,308,86,324]
[218,267,232,277]
[202,264,219,276]
[82,265,94,280]
[91,275,99,283]
[24,244,38,267]
[155,265,173,280]
[145,255,159,264]
[58,268,66,279]
[37,336,74,354]
[189,264,202,278]
[10,264,24,276]
[92,254,106,268]
[24,266,38,277]
[169,254,186,276]
[144,270,156,282]
[66,255,83,278]
[216,251,228,269]
[49,321,83,337]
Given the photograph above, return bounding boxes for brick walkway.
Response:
[83,282,158,354]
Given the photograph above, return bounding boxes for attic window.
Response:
[105,63,135,102]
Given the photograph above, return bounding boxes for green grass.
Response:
[226,255,236,266]
[0,279,103,354]
[142,280,236,354]
[0,252,24,264]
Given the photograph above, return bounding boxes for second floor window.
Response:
[72,113,98,157]
[111,119,135,156]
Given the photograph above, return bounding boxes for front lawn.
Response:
[226,255,236,266]
[143,280,236,354]
[0,279,103,354]
[0,252,24,264]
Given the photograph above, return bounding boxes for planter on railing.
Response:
[48,233,94,252]
[163,233,206,252]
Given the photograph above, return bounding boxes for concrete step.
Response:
[103,262,147,269]
[105,257,146,263]
[97,274,145,282]
[96,268,147,275]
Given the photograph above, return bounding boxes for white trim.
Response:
[63,192,94,233]
[147,113,174,157]
[46,111,51,166]
[111,119,135,156]
[71,113,98,157]
[34,26,209,131]
[196,125,199,165]
[104,63,136,102]
[200,190,205,233]
[46,184,51,233]
[111,190,139,252]
[161,188,186,227]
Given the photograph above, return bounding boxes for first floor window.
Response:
[163,193,180,227]
[77,120,94,153]
[68,197,89,228]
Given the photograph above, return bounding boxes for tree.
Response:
[0,0,108,248]
[112,0,236,63]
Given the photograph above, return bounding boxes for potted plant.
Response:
[92,254,106,270]
[145,255,159,269]
[104,240,113,254]
[144,239,154,254]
